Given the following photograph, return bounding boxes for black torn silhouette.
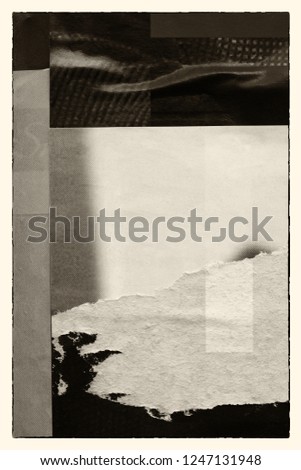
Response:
[52,332,121,396]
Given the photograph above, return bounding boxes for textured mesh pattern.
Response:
[176,38,288,66]
[50,66,150,127]
[50,27,289,127]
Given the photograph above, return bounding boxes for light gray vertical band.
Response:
[13,69,52,437]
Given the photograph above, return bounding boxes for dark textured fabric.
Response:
[51,66,150,127]
[175,38,288,66]
[50,13,289,127]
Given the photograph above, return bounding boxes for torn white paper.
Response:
[53,249,288,416]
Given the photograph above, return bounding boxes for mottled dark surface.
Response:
[53,394,289,438]
[13,13,50,70]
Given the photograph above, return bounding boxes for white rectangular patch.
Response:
[205,260,254,353]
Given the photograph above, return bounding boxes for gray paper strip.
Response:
[13,70,52,437]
